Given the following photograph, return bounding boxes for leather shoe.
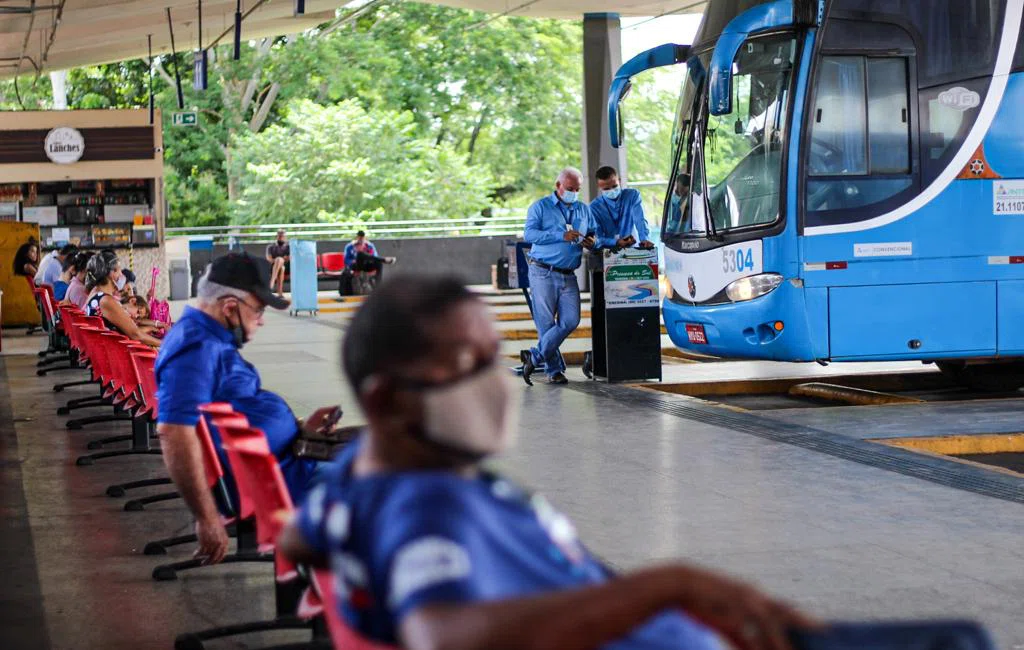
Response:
[547,372,569,385]
[519,350,535,386]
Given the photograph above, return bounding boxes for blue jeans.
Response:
[527,263,581,377]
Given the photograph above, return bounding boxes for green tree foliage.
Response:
[0,4,682,227]
[231,99,492,224]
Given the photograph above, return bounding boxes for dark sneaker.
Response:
[519,350,535,386]
[547,372,569,385]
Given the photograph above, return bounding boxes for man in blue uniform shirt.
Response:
[156,253,341,565]
[591,166,655,251]
[520,167,595,385]
[279,276,814,650]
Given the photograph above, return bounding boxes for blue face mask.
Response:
[560,190,578,204]
[602,187,622,200]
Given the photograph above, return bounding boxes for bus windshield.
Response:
[664,34,796,239]
[704,35,796,233]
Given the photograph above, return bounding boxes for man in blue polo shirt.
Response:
[156,253,341,565]
[591,166,656,251]
[520,167,595,385]
[279,276,813,650]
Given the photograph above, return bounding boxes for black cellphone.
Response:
[789,621,993,650]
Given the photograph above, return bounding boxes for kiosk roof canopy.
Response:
[0,0,706,80]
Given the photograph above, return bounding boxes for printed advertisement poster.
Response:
[604,249,659,310]
[994,180,1024,215]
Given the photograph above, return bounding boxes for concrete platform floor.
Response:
[2,295,1024,649]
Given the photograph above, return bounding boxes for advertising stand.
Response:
[289,239,319,317]
[585,248,662,382]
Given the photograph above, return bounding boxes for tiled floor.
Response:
[2,297,1023,648]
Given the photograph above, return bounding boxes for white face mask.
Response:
[115,273,127,290]
[420,363,519,458]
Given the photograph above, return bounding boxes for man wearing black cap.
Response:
[155,252,342,565]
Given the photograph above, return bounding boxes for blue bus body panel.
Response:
[997,280,1024,354]
[828,283,996,359]
[663,280,816,360]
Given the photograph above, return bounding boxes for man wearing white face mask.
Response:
[591,166,655,251]
[279,275,815,650]
[520,167,596,386]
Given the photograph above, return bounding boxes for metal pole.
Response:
[233,0,242,60]
[166,8,185,109]
[147,34,154,125]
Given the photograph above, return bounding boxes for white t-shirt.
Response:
[34,251,60,286]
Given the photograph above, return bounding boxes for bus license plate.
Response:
[685,323,708,345]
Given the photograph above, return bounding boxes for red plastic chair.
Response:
[217,420,399,650]
[320,252,346,277]
[145,405,269,575]
[171,416,318,648]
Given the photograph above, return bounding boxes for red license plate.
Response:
[685,323,708,345]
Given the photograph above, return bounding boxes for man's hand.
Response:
[302,406,343,436]
[563,229,582,242]
[672,565,818,650]
[638,240,655,250]
[581,235,596,250]
[194,516,230,565]
[616,236,636,249]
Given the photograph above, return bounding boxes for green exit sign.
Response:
[172,111,198,127]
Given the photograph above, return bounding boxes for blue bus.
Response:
[610,0,1024,389]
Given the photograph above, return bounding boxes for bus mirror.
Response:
[610,79,632,148]
[608,43,690,148]
[709,0,798,116]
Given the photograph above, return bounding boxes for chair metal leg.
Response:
[144,523,238,555]
[66,412,131,430]
[152,551,274,581]
[38,354,70,367]
[107,477,173,497]
[173,616,312,650]
[53,378,95,393]
[36,363,75,377]
[124,491,180,511]
[58,395,108,414]
[75,448,162,466]
[86,434,132,450]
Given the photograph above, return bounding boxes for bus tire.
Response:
[936,361,1024,392]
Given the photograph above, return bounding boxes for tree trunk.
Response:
[249,82,281,132]
[467,107,489,164]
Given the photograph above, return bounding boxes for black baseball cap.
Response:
[207,252,290,310]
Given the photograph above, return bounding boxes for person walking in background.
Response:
[519,167,594,386]
[590,166,655,251]
[266,229,290,298]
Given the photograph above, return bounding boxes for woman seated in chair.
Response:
[84,250,162,348]
[13,239,40,278]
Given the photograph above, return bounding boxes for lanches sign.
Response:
[44,127,85,164]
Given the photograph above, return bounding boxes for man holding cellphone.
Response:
[155,253,344,565]
[520,167,595,385]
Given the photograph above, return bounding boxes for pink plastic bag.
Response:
[148,266,172,326]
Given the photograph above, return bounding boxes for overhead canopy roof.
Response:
[0,0,706,80]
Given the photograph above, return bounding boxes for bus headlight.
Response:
[725,273,783,302]
[660,273,673,299]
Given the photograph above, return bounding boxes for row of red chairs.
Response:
[49,300,384,648]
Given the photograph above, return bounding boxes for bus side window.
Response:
[806,55,913,216]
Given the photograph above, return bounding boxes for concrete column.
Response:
[581,13,626,202]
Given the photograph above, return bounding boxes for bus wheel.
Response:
[936,361,1024,392]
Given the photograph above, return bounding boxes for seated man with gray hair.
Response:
[156,252,342,565]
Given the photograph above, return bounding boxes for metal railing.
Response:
[165,214,529,244]
[165,181,669,244]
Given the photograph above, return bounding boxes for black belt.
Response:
[529,258,575,276]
